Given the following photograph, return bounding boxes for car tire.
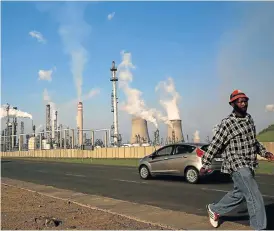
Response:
[185,167,199,184]
[139,165,151,180]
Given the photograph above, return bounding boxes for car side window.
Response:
[156,146,173,157]
[174,145,196,155]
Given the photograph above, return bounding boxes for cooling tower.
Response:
[130,116,150,144]
[77,102,83,146]
[167,120,184,143]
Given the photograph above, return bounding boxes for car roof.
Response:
[164,142,209,147]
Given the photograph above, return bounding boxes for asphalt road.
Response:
[2,158,274,228]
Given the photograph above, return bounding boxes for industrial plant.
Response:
[1,61,189,152]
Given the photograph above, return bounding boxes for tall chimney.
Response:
[167,120,184,143]
[77,102,83,147]
[130,116,150,144]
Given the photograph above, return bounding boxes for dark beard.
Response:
[233,104,247,117]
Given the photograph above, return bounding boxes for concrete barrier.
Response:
[1,142,273,159]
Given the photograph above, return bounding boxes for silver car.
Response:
[138,142,223,184]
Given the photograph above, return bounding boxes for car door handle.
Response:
[183,155,187,158]
[164,157,168,160]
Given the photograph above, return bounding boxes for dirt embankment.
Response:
[1,184,167,230]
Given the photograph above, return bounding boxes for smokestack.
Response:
[130,116,150,144]
[167,120,184,143]
[77,102,83,147]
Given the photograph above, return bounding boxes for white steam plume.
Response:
[81,88,100,101]
[57,2,91,101]
[36,124,44,132]
[154,111,173,128]
[155,77,181,121]
[118,51,158,128]
[0,104,33,119]
[61,88,100,109]
[265,104,274,112]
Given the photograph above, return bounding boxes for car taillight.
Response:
[196,148,204,157]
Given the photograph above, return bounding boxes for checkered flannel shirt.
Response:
[202,112,268,174]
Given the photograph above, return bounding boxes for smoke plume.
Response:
[0,104,33,119]
[56,2,91,101]
[118,51,158,128]
[35,124,45,136]
[266,104,274,112]
[154,111,173,128]
[155,77,181,121]
[61,88,100,109]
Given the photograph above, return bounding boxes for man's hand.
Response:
[265,152,274,161]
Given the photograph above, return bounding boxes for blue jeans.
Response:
[210,167,267,230]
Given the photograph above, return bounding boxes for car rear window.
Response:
[200,145,209,152]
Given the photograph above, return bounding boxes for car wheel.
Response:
[185,167,199,184]
[139,165,151,180]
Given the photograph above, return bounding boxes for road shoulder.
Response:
[2,177,249,230]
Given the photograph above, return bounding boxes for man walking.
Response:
[200,90,274,230]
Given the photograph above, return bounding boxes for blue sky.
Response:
[2,1,274,142]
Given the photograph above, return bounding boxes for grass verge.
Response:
[2,157,274,175]
[256,160,274,175]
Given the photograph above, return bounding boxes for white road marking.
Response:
[65,173,86,178]
[113,179,147,184]
[36,170,48,173]
[201,187,274,199]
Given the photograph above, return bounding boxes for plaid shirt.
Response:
[202,112,268,174]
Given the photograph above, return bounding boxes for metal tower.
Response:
[153,129,160,146]
[46,104,51,143]
[54,110,58,143]
[110,61,121,146]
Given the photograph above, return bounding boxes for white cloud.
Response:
[107,12,115,20]
[266,104,274,112]
[29,30,46,43]
[38,67,56,82]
